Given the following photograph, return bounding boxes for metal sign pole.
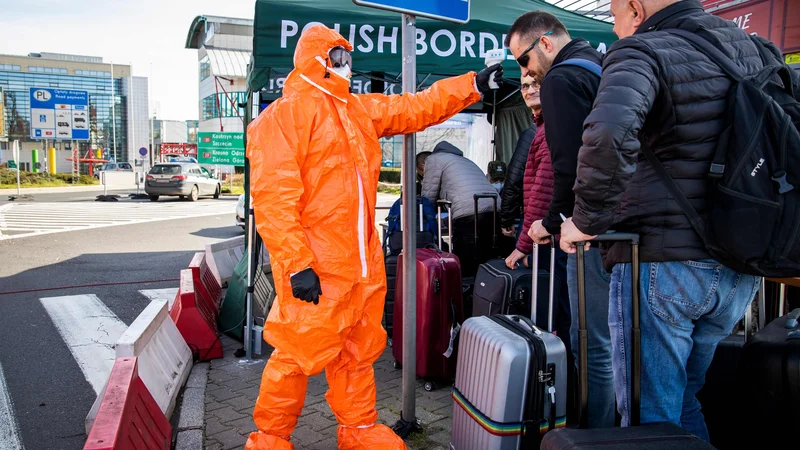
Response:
[400,12,418,428]
[14,140,20,195]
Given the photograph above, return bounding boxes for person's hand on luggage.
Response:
[290,268,323,305]
[559,218,596,254]
[476,63,504,94]
[501,226,516,238]
[529,220,551,245]
[505,249,529,269]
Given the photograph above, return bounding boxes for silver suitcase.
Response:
[451,243,567,450]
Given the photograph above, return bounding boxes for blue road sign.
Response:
[29,88,90,141]
[352,0,470,24]
[139,147,148,156]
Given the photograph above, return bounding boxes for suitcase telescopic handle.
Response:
[531,239,558,332]
[575,232,641,428]
[473,193,498,252]
[437,200,453,252]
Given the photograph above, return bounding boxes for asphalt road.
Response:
[0,188,136,205]
[0,191,243,450]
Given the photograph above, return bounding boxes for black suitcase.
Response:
[541,233,714,449]
[738,306,800,448]
[471,243,556,330]
[384,253,399,341]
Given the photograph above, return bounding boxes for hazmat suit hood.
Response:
[285,25,353,102]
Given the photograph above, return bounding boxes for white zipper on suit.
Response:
[356,168,368,278]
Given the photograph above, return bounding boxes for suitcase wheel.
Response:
[393,360,402,370]
[424,381,437,392]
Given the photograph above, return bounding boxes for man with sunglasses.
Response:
[246,25,503,450]
[506,12,614,428]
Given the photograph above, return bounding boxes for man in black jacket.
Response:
[499,99,536,239]
[507,11,615,428]
[557,0,790,440]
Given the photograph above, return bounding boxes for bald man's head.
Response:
[610,0,681,39]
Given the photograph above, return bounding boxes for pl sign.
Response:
[29,88,89,141]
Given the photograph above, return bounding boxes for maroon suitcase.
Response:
[392,247,465,391]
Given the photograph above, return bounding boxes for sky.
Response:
[0,0,256,121]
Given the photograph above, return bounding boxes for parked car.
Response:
[94,162,133,179]
[145,162,221,202]
[235,194,253,229]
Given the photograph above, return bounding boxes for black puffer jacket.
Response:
[500,123,536,229]
[572,0,800,270]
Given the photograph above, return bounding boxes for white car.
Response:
[236,194,252,229]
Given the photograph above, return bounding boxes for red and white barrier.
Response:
[170,269,223,361]
[84,357,171,450]
[189,252,222,310]
[85,300,193,433]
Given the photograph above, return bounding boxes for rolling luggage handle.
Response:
[531,240,558,332]
[437,200,454,252]
[576,233,641,428]
[399,197,426,233]
[473,193,498,255]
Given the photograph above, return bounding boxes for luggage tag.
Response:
[443,322,462,358]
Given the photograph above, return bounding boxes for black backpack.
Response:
[642,29,800,277]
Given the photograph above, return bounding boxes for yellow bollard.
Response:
[49,147,57,173]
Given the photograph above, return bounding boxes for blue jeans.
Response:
[609,260,760,441]
[567,248,615,428]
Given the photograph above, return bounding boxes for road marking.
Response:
[0,201,235,240]
[40,295,128,395]
[0,361,24,450]
[139,288,178,310]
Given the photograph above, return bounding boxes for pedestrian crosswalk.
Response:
[0,288,178,450]
[0,201,235,240]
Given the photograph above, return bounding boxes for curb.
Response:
[0,184,139,195]
[175,362,210,450]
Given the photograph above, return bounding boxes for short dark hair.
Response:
[504,11,569,47]
[416,151,432,169]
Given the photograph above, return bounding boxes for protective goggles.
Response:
[328,46,352,69]
[516,31,553,67]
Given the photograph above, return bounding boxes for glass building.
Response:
[0,52,149,173]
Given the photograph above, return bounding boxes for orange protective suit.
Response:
[246,25,482,449]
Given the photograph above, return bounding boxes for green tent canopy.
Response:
[247,0,616,92]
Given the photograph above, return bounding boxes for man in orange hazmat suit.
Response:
[245,25,503,450]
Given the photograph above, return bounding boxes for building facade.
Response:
[0,52,149,173]
[185,16,252,135]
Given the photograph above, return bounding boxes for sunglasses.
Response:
[516,31,553,67]
[520,83,541,92]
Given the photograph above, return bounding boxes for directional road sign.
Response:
[197,132,245,167]
[30,88,90,141]
[352,0,470,24]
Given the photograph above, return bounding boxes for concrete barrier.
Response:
[85,300,193,434]
[84,357,171,450]
[170,269,223,361]
[204,236,271,287]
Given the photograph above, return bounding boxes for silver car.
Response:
[94,162,133,179]
[145,162,221,202]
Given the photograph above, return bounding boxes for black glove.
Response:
[476,63,504,94]
[290,268,322,305]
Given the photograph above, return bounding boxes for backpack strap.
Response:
[552,59,602,77]
[665,29,745,82]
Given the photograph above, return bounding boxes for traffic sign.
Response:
[139,147,148,156]
[8,160,16,169]
[352,0,470,24]
[29,88,90,141]
[197,132,245,167]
